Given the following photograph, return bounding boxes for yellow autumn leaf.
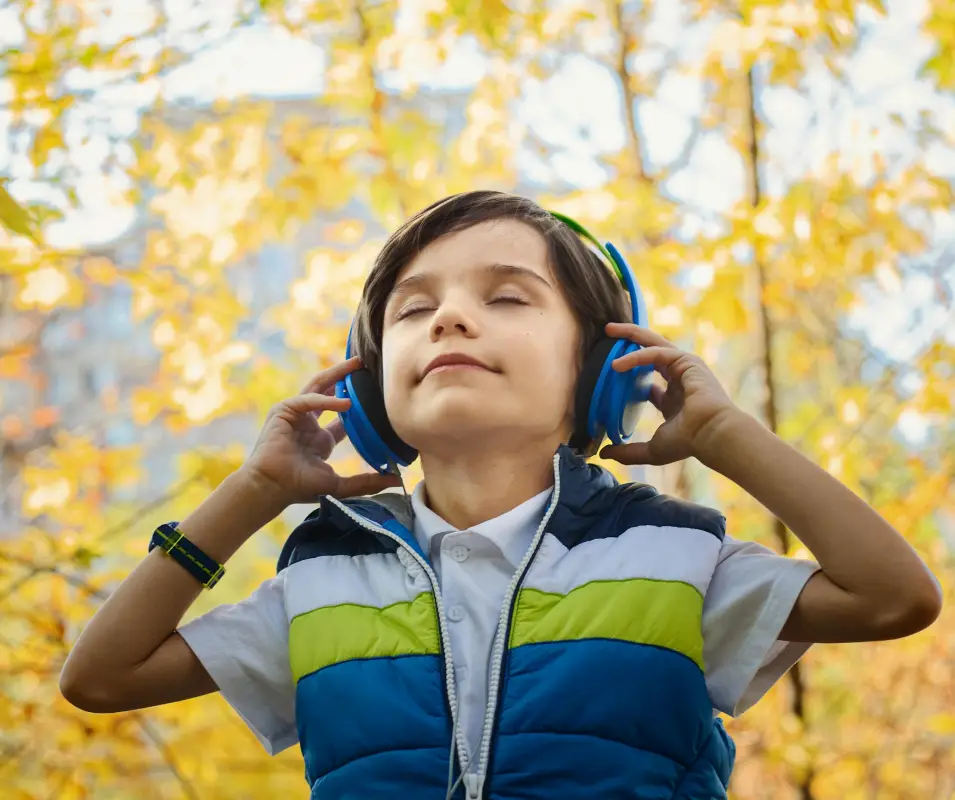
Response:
[695,271,750,333]
[928,713,955,736]
[0,181,40,244]
[30,125,66,167]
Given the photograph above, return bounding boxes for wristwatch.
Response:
[148,522,225,589]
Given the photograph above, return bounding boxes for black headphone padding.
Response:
[349,368,418,466]
[568,336,616,457]
[355,337,615,464]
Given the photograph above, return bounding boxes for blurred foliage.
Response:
[1,0,954,798]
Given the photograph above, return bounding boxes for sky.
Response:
[1,0,950,238]
[0,0,952,443]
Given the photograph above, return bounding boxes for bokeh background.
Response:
[1,0,954,798]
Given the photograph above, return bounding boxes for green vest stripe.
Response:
[290,592,440,682]
[509,578,705,670]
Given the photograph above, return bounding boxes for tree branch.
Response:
[612,0,649,184]
[135,715,201,800]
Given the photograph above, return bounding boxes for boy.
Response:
[61,191,942,799]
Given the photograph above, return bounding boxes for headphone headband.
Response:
[548,210,645,332]
[336,206,651,474]
[547,210,626,285]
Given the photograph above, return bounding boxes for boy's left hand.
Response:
[601,328,943,646]
[599,322,742,466]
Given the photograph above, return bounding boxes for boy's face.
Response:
[380,219,581,457]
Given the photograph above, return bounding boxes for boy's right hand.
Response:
[240,356,403,505]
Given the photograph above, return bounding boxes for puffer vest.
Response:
[277,444,735,799]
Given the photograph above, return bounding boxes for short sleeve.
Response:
[178,572,298,755]
[702,534,820,717]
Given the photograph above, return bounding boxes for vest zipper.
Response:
[324,498,471,784]
[463,772,483,799]
[472,453,563,798]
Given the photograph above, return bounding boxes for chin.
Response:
[412,397,506,437]
[399,406,566,456]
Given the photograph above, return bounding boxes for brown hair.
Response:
[352,189,632,390]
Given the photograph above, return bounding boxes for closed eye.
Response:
[396,295,529,320]
[489,295,530,306]
[395,304,432,320]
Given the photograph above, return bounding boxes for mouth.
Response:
[421,353,499,380]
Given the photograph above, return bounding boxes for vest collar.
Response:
[278,444,630,573]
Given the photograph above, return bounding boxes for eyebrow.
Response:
[390,262,553,299]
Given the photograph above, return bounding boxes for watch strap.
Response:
[149,522,225,589]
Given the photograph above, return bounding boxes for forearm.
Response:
[697,410,940,608]
[62,469,288,683]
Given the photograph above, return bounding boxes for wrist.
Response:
[175,469,291,564]
[692,408,763,470]
[232,466,296,514]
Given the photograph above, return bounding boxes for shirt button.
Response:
[450,545,470,563]
[447,605,466,622]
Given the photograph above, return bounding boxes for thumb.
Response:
[332,471,404,499]
[599,441,657,466]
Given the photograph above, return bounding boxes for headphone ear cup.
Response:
[604,343,653,443]
[339,367,417,472]
[569,337,617,457]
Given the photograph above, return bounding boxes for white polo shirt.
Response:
[178,483,820,760]
[409,482,555,769]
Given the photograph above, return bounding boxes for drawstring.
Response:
[384,457,474,799]
[385,455,414,525]
[446,709,473,799]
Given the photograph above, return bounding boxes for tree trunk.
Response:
[742,66,814,800]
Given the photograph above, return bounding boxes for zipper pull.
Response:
[463,773,483,799]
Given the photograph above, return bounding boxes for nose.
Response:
[430,298,479,341]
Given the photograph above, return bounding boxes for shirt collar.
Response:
[411,481,554,568]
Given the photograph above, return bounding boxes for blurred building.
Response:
[0,91,475,535]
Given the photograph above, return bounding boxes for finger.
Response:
[299,356,363,395]
[303,382,340,418]
[304,383,338,419]
[611,345,684,373]
[300,364,358,396]
[282,393,351,418]
[599,441,670,467]
[324,417,347,444]
[605,322,676,349]
[648,382,666,412]
[314,418,347,461]
[301,374,327,395]
[332,471,404,499]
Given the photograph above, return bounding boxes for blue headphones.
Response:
[335,210,654,475]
